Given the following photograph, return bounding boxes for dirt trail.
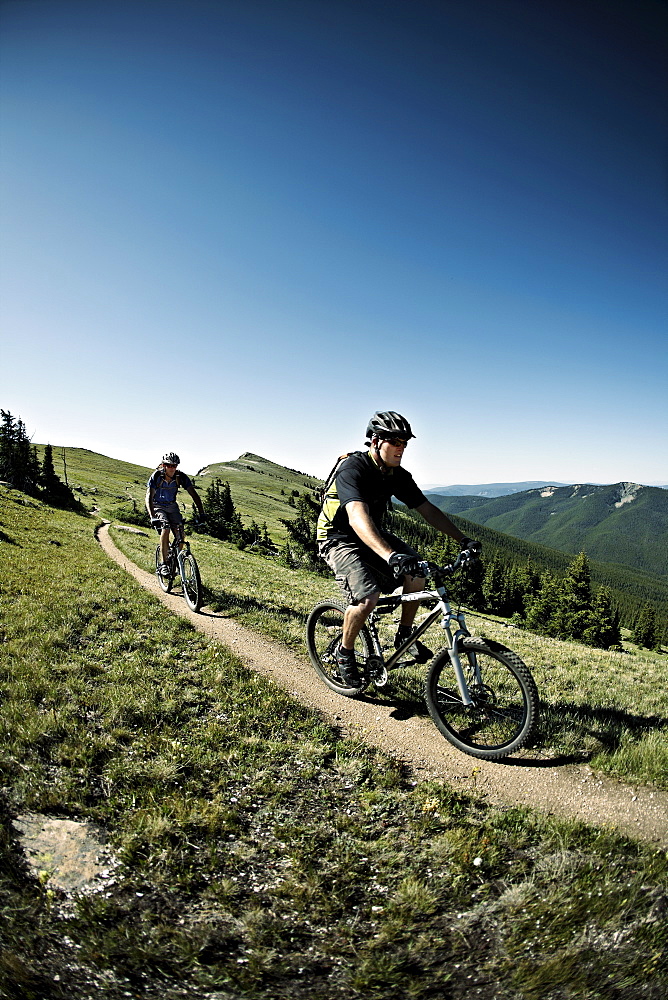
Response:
[98,524,668,849]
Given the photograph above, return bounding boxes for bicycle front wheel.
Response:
[306,601,372,698]
[155,545,173,593]
[425,637,539,760]
[181,552,202,612]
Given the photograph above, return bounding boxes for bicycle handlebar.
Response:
[422,549,479,581]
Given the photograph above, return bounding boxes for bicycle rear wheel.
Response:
[155,545,173,593]
[181,552,202,612]
[425,637,539,760]
[306,601,372,697]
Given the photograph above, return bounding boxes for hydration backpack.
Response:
[316,453,354,508]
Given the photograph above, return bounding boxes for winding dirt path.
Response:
[98,524,668,848]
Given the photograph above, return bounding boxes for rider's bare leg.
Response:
[399,575,427,628]
[160,527,171,564]
[342,592,379,649]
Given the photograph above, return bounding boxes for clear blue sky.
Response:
[1,0,666,486]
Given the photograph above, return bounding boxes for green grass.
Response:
[33,446,320,544]
[2,485,668,999]
[110,519,668,791]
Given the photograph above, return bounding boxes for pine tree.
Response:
[561,551,594,641]
[0,409,41,496]
[280,492,326,572]
[524,573,566,637]
[40,444,79,509]
[632,604,658,650]
[583,587,622,649]
[483,557,506,614]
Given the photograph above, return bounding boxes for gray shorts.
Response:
[319,532,420,605]
[153,503,183,532]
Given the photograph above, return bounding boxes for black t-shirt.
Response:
[316,450,426,543]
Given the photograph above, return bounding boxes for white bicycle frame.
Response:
[365,575,476,707]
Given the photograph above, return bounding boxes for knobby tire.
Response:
[306,601,372,698]
[181,552,202,612]
[425,636,539,760]
[155,544,173,593]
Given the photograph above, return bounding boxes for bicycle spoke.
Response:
[425,638,538,760]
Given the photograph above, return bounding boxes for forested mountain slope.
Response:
[429,482,668,580]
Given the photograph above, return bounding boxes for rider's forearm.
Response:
[189,489,205,516]
[346,502,395,561]
[416,500,467,544]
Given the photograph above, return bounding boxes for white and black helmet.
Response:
[365,411,415,444]
[162,452,180,465]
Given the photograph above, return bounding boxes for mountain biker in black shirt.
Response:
[317,411,481,687]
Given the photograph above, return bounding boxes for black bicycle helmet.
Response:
[162,452,180,465]
[365,411,415,443]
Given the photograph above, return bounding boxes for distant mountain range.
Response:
[422,481,668,497]
[422,481,569,497]
[428,482,668,580]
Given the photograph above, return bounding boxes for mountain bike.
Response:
[155,528,203,612]
[306,552,539,760]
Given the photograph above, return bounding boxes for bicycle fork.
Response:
[174,541,190,580]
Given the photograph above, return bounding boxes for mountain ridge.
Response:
[422,480,667,496]
[429,481,668,581]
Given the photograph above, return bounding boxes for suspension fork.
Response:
[439,607,475,707]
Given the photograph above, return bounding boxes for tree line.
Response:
[0,410,81,511]
[189,477,273,552]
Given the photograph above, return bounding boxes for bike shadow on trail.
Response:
[359,685,667,770]
[501,701,667,768]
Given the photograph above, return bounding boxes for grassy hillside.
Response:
[35,446,318,544]
[32,445,155,517]
[1,485,667,999]
[430,483,668,580]
[197,452,321,542]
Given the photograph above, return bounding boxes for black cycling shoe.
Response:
[394,627,433,664]
[335,644,361,687]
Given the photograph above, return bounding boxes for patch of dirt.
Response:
[97,523,668,849]
[13,814,117,891]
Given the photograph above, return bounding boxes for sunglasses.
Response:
[383,436,408,448]
[164,463,177,468]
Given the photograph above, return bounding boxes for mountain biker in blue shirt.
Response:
[317,411,481,687]
[145,452,205,576]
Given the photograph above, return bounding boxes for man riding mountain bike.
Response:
[145,453,205,577]
[317,411,481,687]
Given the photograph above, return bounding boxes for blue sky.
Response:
[1,0,666,486]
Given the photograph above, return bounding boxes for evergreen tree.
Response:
[196,478,238,540]
[40,444,79,509]
[483,557,506,614]
[583,587,622,649]
[632,604,658,650]
[524,573,566,637]
[280,492,326,572]
[0,409,40,495]
[561,551,594,641]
